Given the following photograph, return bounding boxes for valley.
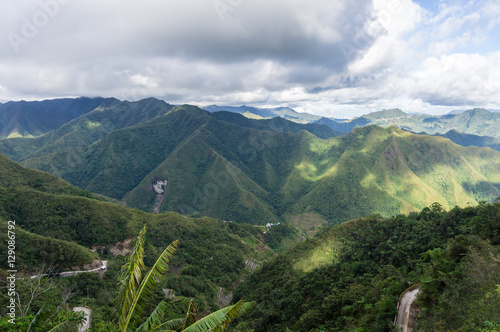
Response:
[1,99,499,231]
[3,1,500,330]
[0,98,499,331]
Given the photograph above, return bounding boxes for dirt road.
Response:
[395,287,419,332]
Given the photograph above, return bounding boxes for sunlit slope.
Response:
[0,97,112,139]
[285,125,500,223]
[233,202,500,331]
[0,98,173,162]
[330,108,500,136]
[10,106,500,226]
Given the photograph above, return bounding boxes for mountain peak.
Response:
[362,108,408,120]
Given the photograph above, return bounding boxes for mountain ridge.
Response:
[8,108,500,228]
[1,98,499,229]
[0,97,121,138]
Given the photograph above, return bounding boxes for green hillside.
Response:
[1,150,301,269]
[433,129,500,152]
[0,154,302,329]
[0,219,98,271]
[1,104,341,224]
[0,97,174,163]
[234,201,500,331]
[2,104,499,228]
[0,153,92,197]
[0,97,117,138]
[324,108,500,137]
[1,97,500,331]
[286,125,500,225]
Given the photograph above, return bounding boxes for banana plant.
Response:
[118,225,253,332]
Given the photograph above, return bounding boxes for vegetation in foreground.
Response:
[234,200,500,331]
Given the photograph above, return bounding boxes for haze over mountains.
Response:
[206,105,500,152]
[205,105,500,137]
[0,97,499,233]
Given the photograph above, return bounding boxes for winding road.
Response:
[59,260,107,277]
[20,261,107,331]
[27,260,107,279]
[395,287,420,332]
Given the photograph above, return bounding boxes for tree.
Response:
[118,225,253,332]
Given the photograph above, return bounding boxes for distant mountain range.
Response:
[447,108,500,114]
[431,130,500,152]
[204,105,500,138]
[313,108,500,137]
[204,105,325,124]
[1,98,499,231]
[3,98,499,139]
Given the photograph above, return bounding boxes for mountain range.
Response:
[0,150,293,288]
[316,108,500,137]
[204,105,500,138]
[204,105,325,123]
[193,105,500,151]
[0,98,499,233]
[1,97,499,331]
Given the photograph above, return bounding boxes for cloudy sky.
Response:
[1,0,499,118]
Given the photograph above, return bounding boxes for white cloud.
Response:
[0,0,499,117]
[403,53,500,105]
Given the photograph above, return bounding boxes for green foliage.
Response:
[2,102,500,227]
[118,225,178,331]
[0,154,92,197]
[263,222,298,250]
[0,187,139,245]
[117,226,253,332]
[0,154,279,330]
[0,302,84,332]
[0,220,98,271]
[234,200,500,331]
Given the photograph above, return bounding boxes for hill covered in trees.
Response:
[0,100,499,232]
[234,200,500,331]
[0,154,300,330]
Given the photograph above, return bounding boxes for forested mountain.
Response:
[1,97,499,331]
[204,105,325,123]
[234,201,500,331]
[0,153,297,329]
[208,105,500,153]
[432,129,500,152]
[2,149,499,330]
[205,105,500,138]
[0,97,119,138]
[0,101,499,230]
[317,108,500,137]
[0,97,174,162]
